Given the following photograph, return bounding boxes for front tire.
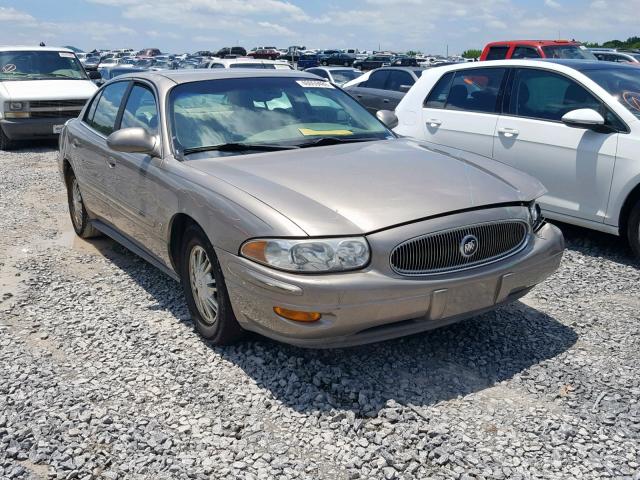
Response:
[626,199,640,258]
[66,170,100,238]
[180,225,244,345]
[0,127,14,151]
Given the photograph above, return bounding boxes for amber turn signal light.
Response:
[273,307,321,322]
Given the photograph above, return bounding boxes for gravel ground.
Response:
[0,146,639,480]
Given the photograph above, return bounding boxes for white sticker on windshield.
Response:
[296,80,334,88]
[59,52,75,58]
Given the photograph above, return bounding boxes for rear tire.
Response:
[0,127,14,151]
[321,61,328,66]
[66,170,100,238]
[344,61,349,67]
[626,199,640,258]
[180,224,244,345]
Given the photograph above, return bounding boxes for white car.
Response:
[393,59,640,257]
[0,46,98,149]
[202,58,292,70]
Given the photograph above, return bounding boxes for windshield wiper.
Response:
[182,143,299,155]
[296,137,382,148]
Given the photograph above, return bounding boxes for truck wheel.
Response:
[66,170,100,238]
[627,198,640,258]
[180,224,244,345]
[0,127,14,151]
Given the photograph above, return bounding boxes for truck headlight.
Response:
[9,102,26,111]
[241,237,370,272]
[529,201,544,232]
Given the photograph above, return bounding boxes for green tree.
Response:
[462,49,482,59]
[405,50,422,57]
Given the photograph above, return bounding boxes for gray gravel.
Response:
[1,145,639,480]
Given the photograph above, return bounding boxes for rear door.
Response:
[493,67,619,222]
[419,67,507,158]
[347,70,391,114]
[72,80,130,223]
[381,69,416,110]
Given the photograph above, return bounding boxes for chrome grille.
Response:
[390,220,529,275]
[30,110,80,119]
[29,99,87,109]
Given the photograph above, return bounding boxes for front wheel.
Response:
[321,61,328,66]
[66,171,100,238]
[344,61,350,67]
[180,225,244,345]
[626,199,640,258]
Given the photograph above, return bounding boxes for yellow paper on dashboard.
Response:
[298,128,353,136]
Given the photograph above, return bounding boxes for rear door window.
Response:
[424,72,455,108]
[385,70,415,92]
[363,70,390,89]
[87,81,129,136]
[485,46,509,60]
[444,68,506,113]
[512,46,541,59]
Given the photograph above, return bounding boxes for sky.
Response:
[0,0,638,55]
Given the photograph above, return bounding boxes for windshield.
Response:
[582,67,640,119]
[331,69,363,84]
[169,76,392,155]
[0,50,87,81]
[542,45,596,60]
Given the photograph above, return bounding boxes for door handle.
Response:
[383,98,390,103]
[356,94,363,98]
[106,157,117,168]
[427,119,442,127]
[498,127,519,138]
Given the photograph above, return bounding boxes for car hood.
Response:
[1,79,97,101]
[187,138,545,236]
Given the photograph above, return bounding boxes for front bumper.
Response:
[0,117,72,140]
[220,217,564,348]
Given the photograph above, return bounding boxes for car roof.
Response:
[425,58,640,75]
[308,66,360,71]
[117,69,317,84]
[485,40,580,47]
[0,45,73,53]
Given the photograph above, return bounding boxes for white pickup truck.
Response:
[0,46,98,150]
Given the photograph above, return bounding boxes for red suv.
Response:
[480,40,597,61]
[247,49,280,60]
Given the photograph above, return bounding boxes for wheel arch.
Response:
[619,182,640,236]
[167,213,205,274]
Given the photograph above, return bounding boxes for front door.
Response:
[420,67,506,158]
[108,82,169,260]
[492,67,618,223]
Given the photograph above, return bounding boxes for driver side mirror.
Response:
[561,108,605,129]
[399,84,412,93]
[376,110,399,129]
[107,128,160,156]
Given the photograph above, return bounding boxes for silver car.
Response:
[58,70,564,348]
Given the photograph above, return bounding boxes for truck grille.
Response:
[390,220,529,275]
[29,99,88,109]
[30,110,80,119]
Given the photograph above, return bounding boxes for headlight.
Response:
[9,101,26,111]
[241,237,370,272]
[529,201,543,232]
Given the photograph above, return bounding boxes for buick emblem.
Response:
[460,234,478,258]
